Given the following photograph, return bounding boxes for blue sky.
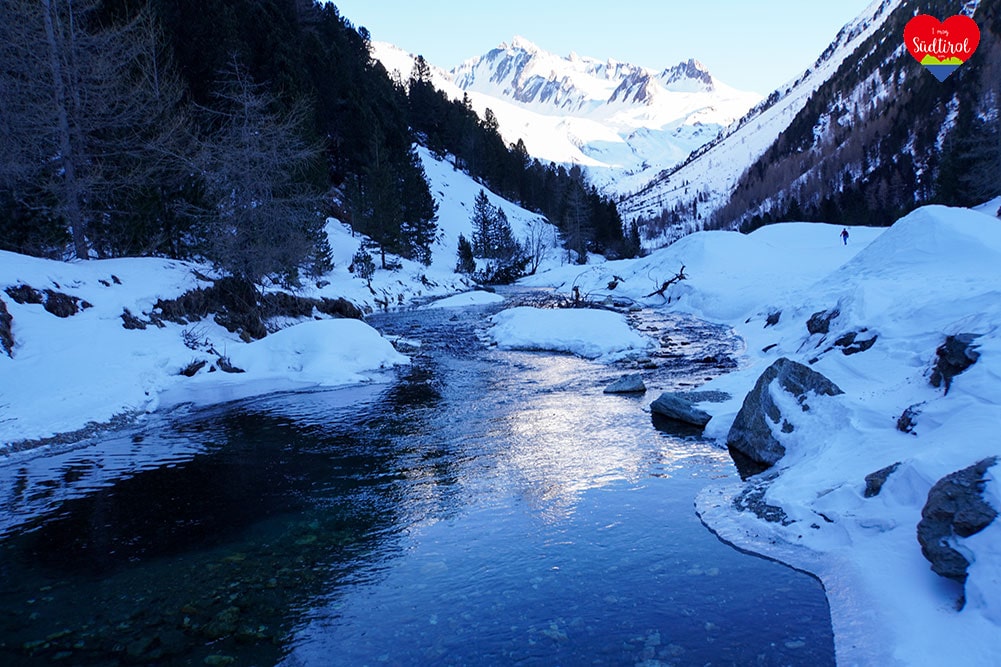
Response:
[329,1,876,95]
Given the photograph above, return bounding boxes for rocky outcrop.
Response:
[834,330,878,355]
[807,308,840,335]
[650,392,711,427]
[726,358,844,478]
[864,462,901,498]
[917,457,998,585]
[897,403,924,434]
[930,334,981,394]
[604,373,646,394]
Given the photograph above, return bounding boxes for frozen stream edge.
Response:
[696,481,900,666]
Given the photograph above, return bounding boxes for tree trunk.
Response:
[41,0,88,258]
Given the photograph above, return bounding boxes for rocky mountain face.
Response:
[451,36,718,113]
[710,0,999,232]
[626,0,1000,244]
[620,0,904,242]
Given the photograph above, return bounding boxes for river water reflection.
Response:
[0,300,834,666]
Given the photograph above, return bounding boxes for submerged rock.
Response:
[604,373,647,394]
[917,457,998,585]
[650,393,711,427]
[726,357,843,478]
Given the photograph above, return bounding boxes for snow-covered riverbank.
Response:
[0,147,551,450]
[522,202,1001,665]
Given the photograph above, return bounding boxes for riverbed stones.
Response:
[650,392,711,427]
[917,457,998,585]
[726,357,844,478]
[930,333,981,394]
[604,373,646,394]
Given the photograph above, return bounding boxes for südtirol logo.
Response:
[904,14,980,82]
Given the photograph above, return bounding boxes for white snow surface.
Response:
[522,204,1001,665]
[487,306,655,361]
[421,290,505,309]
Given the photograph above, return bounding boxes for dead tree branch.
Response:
[644,265,686,299]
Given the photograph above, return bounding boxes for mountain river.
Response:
[0,292,834,666]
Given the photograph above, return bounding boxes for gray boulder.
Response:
[650,392,711,427]
[604,373,646,394]
[917,457,998,585]
[930,333,981,394]
[726,357,844,478]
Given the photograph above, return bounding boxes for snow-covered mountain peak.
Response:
[370,37,760,200]
[506,34,544,55]
[659,58,714,93]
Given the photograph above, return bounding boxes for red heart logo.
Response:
[904,15,980,81]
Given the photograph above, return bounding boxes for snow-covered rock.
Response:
[486,306,654,361]
[421,290,505,309]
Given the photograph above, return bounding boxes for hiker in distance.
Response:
[840,227,849,245]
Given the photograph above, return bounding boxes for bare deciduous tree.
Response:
[0,0,185,258]
[522,218,556,275]
[187,58,324,286]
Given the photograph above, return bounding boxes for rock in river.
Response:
[650,393,711,428]
[604,374,647,394]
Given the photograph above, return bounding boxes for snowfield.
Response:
[524,202,1001,666]
[487,306,655,360]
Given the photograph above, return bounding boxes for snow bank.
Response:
[487,306,654,360]
[421,290,505,309]
[0,251,409,448]
[526,205,1001,665]
[521,222,885,321]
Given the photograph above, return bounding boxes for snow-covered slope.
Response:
[371,39,761,197]
[620,0,902,234]
[522,203,1001,665]
[0,148,551,448]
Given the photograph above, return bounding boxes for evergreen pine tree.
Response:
[470,189,494,257]
[455,233,475,274]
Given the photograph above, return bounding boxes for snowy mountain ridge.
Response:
[371,38,761,197]
[618,0,903,239]
[451,35,719,114]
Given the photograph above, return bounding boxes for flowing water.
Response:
[0,296,834,666]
